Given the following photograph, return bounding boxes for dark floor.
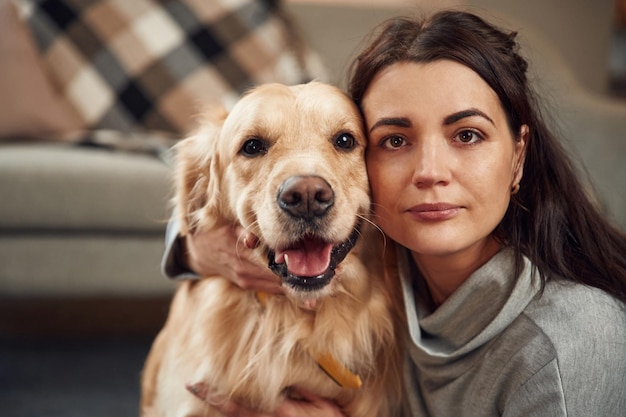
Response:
[0,335,155,417]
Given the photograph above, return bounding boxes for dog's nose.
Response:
[278,176,334,219]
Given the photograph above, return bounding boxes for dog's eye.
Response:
[334,133,356,151]
[240,138,268,157]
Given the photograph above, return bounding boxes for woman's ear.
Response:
[512,124,529,188]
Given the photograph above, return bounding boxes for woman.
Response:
[164,10,626,416]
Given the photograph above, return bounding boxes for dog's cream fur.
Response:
[140,82,403,417]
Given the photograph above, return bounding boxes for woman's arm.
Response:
[161,215,283,293]
[186,383,346,417]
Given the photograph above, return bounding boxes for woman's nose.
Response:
[411,137,450,188]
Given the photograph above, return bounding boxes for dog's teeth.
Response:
[284,254,289,266]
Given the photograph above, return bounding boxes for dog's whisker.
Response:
[356,213,388,253]
[356,214,378,233]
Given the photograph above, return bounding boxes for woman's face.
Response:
[362,60,526,261]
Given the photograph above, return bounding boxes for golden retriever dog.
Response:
[140,82,403,417]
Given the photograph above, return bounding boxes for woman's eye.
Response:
[240,138,268,157]
[456,130,483,144]
[381,135,406,149]
[334,132,356,150]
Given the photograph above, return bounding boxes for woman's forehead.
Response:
[362,61,503,122]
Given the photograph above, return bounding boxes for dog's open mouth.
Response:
[267,225,360,292]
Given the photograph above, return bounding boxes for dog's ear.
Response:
[173,108,228,235]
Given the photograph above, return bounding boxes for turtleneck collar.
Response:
[399,246,541,367]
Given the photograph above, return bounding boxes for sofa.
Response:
[1,0,624,336]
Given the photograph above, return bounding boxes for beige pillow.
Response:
[21,0,327,136]
[0,0,82,141]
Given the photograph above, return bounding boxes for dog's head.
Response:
[175,82,370,299]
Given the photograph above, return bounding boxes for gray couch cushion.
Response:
[0,143,171,232]
[0,234,173,297]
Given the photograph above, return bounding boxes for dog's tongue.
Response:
[276,237,333,277]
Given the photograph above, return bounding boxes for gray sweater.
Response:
[399,248,626,417]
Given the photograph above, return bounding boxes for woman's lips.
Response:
[407,203,462,221]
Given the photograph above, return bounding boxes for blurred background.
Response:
[1,0,624,416]
[610,0,626,98]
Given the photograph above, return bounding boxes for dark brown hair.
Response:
[349,10,626,303]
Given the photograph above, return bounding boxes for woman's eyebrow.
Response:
[369,117,412,133]
[443,109,494,126]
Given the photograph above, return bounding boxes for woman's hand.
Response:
[185,224,283,294]
[186,383,346,417]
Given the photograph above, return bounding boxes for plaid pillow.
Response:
[18,0,326,136]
